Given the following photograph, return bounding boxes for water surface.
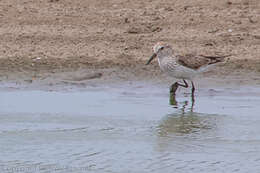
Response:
[0,83,260,173]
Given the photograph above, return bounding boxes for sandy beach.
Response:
[0,0,259,84]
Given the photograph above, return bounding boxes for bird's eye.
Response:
[160,47,164,50]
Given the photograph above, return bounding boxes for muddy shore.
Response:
[0,0,259,85]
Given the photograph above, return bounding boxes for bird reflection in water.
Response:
[169,92,195,110]
[157,93,213,137]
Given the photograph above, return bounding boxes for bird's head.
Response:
[146,42,168,65]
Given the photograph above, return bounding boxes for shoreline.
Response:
[1,56,260,91]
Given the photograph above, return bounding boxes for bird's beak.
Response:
[146,53,157,65]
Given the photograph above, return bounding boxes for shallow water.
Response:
[0,83,260,173]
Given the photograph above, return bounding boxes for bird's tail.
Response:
[198,55,231,72]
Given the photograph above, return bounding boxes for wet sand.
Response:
[0,0,260,84]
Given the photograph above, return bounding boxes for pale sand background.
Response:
[0,0,259,84]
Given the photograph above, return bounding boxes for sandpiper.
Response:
[146,42,229,96]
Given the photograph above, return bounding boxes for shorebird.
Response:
[146,42,229,96]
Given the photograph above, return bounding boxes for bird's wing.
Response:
[176,54,210,70]
[176,54,229,70]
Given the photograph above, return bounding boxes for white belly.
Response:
[159,59,197,80]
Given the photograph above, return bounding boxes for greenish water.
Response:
[0,83,260,173]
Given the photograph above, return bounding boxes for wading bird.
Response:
[146,42,229,96]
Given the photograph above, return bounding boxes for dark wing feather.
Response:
[176,54,210,70]
[199,54,230,65]
[176,54,229,70]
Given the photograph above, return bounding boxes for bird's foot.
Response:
[170,82,179,94]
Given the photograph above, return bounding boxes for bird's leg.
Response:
[170,80,189,95]
[170,82,179,95]
[178,79,189,88]
[191,81,195,96]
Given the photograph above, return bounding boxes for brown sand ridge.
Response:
[0,0,260,82]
